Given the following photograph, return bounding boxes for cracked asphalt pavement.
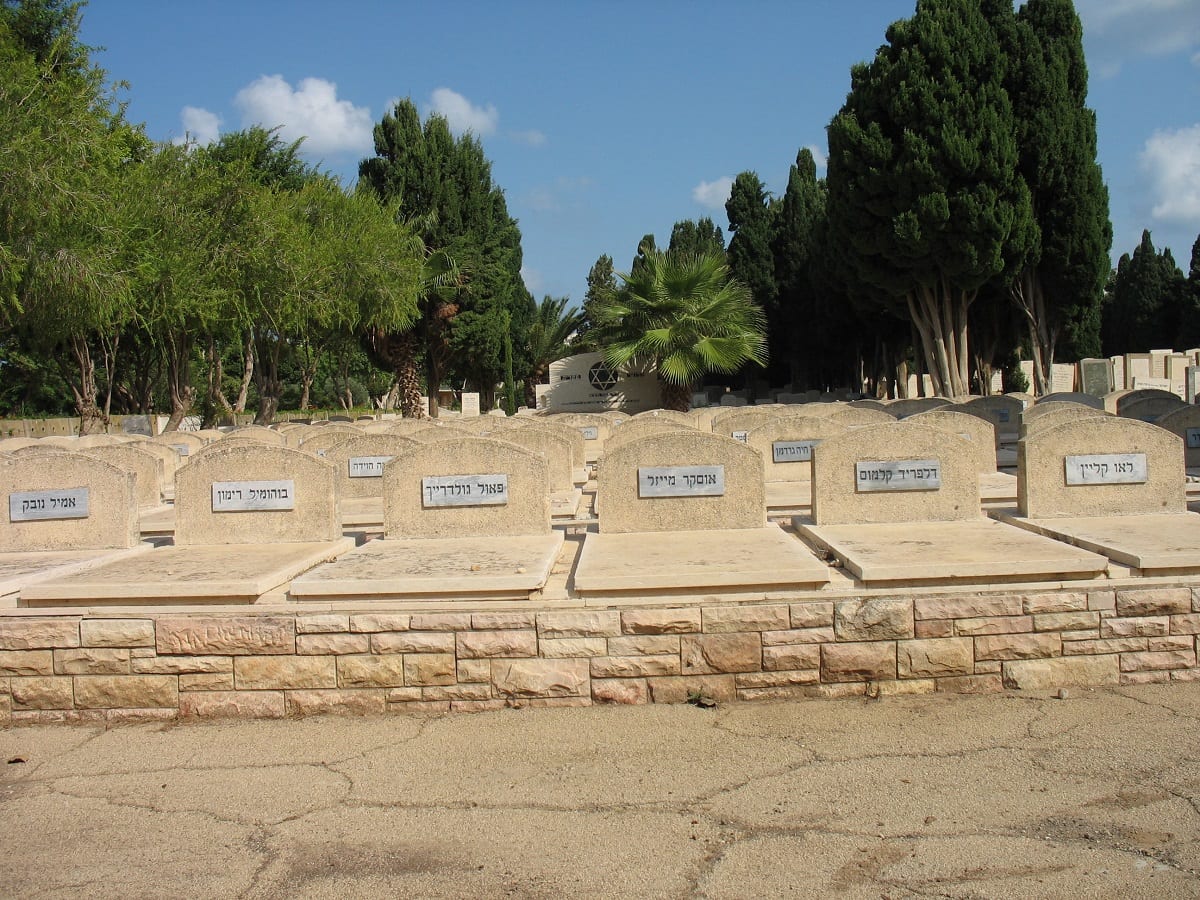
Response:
[2,684,1199,898]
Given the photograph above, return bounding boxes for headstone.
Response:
[718,394,748,407]
[1117,388,1183,414]
[887,397,951,418]
[1019,360,1035,390]
[120,415,154,437]
[1167,354,1189,399]
[82,444,165,509]
[1111,355,1126,390]
[1051,363,1077,393]
[1132,376,1171,392]
[382,437,550,538]
[989,370,1004,394]
[745,416,849,484]
[297,426,361,458]
[958,396,1023,443]
[1150,349,1171,379]
[1125,353,1152,388]
[322,433,419,500]
[827,407,898,428]
[1021,403,1110,439]
[227,425,287,446]
[461,392,481,417]
[1118,395,1188,423]
[494,427,576,492]
[1155,405,1200,468]
[1188,366,1200,404]
[1,453,139,551]
[1037,391,1105,410]
[1079,358,1114,398]
[710,406,786,439]
[602,418,695,455]
[1017,416,1183,518]
[174,444,340,545]
[906,408,998,473]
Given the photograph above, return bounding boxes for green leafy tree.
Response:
[826,0,1034,397]
[591,250,767,411]
[668,217,725,259]
[1180,235,1200,349]
[725,173,777,347]
[1101,230,1185,355]
[577,253,616,351]
[523,295,584,407]
[629,234,657,279]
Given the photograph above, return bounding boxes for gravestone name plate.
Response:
[731,430,749,443]
[1186,428,1200,450]
[170,443,191,457]
[855,459,942,492]
[997,409,1011,423]
[348,455,394,478]
[772,440,819,463]
[638,465,725,498]
[212,480,296,512]
[9,487,89,521]
[422,474,508,508]
[579,426,599,441]
[1064,453,1148,486]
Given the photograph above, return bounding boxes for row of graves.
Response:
[2,392,1199,719]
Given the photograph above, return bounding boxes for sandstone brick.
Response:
[11,709,106,725]
[1171,614,1200,635]
[737,685,816,702]
[821,642,896,682]
[877,678,936,696]
[935,674,1003,694]
[156,616,293,655]
[974,661,1002,674]
[1034,612,1100,632]
[371,631,455,654]
[404,653,456,687]
[974,633,1061,661]
[521,697,593,709]
[914,596,1021,620]
[914,620,954,638]
[1116,588,1191,617]
[131,655,232,675]
[179,672,234,692]
[1122,671,1171,685]
[491,658,589,698]
[761,627,834,645]
[802,682,868,700]
[420,684,491,701]
[296,614,349,634]
[234,656,335,690]
[80,619,154,648]
[897,638,973,678]
[1101,617,1169,638]
[449,699,508,713]
[1062,638,1148,656]
[1021,592,1088,615]
[954,616,1033,636]
[130,648,156,658]
[607,635,680,656]
[645,674,735,704]
[1149,636,1194,652]
[408,613,472,631]
[702,605,789,633]
[348,614,411,633]
[337,654,406,688]
[456,658,490,683]
[591,678,649,705]
[54,648,129,675]
[536,611,620,638]
[1194,587,1200,612]
[180,690,285,718]
[540,637,607,658]
[388,700,450,713]
[455,630,537,659]
[0,694,9,726]
[681,633,761,675]
[620,609,701,634]
[1172,668,1200,682]
[11,676,73,710]
[1001,655,1119,690]
[790,601,834,628]
[471,612,536,630]
[385,687,423,702]
[0,650,53,676]
[74,675,177,709]
[0,618,80,650]
[1060,630,1100,641]
[590,655,679,678]
[1088,590,1116,611]
[101,708,176,725]
[297,633,370,655]
[1120,649,1197,673]
[286,689,386,716]
[734,669,819,689]
[762,644,819,672]
[834,598,913,641]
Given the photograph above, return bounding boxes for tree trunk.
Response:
[252,333,282,426]
[162,332,194,433]
[1011,268,1056,398]
[234,332,254,413]
[906,280,974,398]
[659,378,693,412]
[393,331,425,418]
[69,334,106,435]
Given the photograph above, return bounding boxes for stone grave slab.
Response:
[959,396,1023,443]
[996,512,1200,575]
[887,397,951,418]
[0,546,157,603]
[1021,403,1111,439]
[297,426,362,457]
[1119,394,1188,423]
[322,433,419,501]
[828,406,898,428]
[796,518,1106,584]
[289,532,564,602]
[746,415,849,491]
[226,425,287,445]
[601,418,694,456]
[574,522,829,597]
[906,409,997,473]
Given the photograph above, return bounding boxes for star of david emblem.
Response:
[588,362,618,390]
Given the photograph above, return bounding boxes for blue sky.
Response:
[80,1,1200,306]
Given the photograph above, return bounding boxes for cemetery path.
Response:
[1,685,1198,898]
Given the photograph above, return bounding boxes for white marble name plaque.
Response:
[731,430,749,443]
[638,465,725,498]
[855,460,941,492]
[1187,428,1200,449]
[422,474,508,507]
[772,440,819,463]
[579,426,599,441]
[170,443,190,457]
[348,455,394,478]
[9,488,89,522]
[1064,453,1147,485]
[212,480,295,512]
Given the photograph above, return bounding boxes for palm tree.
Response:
[592,249,767,411]
[524,295,585,407]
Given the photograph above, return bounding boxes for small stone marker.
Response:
[637,465,725,497]
[9,487,89,521]
[1079,358,1114,397]
[460,392,481,417]
[211,480,296,511]
[421,474,509,507]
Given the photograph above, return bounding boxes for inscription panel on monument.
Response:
[9,487,89,522]
[422,474,508,507]
[855,459,941,492]
[348,455,394,478]
[170,443,191,457]
[638,465,725,498]
[212,480,295,512]
[731,430,749,443]
[1187,428,1200,450]
[772,440,819,463]
[579,426,599,441]
[1064,454,1148,486]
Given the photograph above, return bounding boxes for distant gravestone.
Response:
[82,444,165,509]
[1188,366,1200,405]
[461,392,481,417]
[1111,355,1127,390]
[120,415,154,437]
[906,409,997,473]
[1037,392,1104,410]
[322,433,419,500]
[1051,363,1077,393]
[1156,405,1200,468]
[1125,353,1152,387]
[959,396,1023,443]
[1079,358,1113,398]
[744,415,849,484]
[1119,395,1188,423]
[1132,376,1171,392]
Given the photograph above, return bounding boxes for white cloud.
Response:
[1140,123,1200,225]
[805,144,828,172]
[429,87,498,137]
[520,176,592,213]
[520,265,544,294]
[1076,0,1200,76]
[510,129,547,147]
[692,177,734,210]
[233,75,373,156]
[173,106,221,147]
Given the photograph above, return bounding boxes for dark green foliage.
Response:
[1102,231,1186,355]
[200,126,315,191]
[724,172,777,317]
[577,254,616,350]
[629,234,657,278]
[668,218,725,259]
[523,295,584,406]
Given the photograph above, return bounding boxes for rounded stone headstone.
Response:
[1037,391,1104,410]
[323,433,419,499]
[906,409,997,473]
[227,425,287,446]
[886,397,952,418]
[1021,402,1110,439]
[602,419,695,456]
[297,426,362,457]
[958,396,1024,441]
[82,444,166,508]
[827,407,898,428]
[519,421,586,472]
[1115,389,1180,415]
[745,415,849,483]
[493,428,575,492]
[1118,395,1188,423]
[1155,405,1200,468]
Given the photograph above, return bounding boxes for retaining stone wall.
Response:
[2,585,1198,724]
